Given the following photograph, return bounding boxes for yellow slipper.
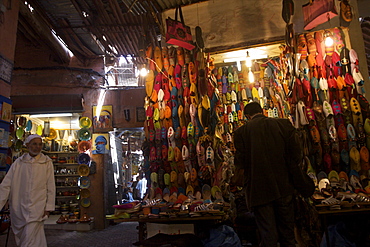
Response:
[145,70,154,97]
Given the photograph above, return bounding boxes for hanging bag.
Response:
[166,6,195,51]
[302,0,338,30]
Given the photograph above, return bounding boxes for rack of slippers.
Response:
[114,25,370,222]
[131,43,237,220]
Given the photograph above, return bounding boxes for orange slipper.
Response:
[162,46,169,72]
[154,46,163,72]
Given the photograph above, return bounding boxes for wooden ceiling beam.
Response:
[57,18,96,57]
[92,0,129,56]
[18,2,70,64]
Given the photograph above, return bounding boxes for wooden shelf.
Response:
[55,174,80,177]
[56,186,79,189]
[56,195,79,198]
[43,151,79,154]
[54,163,79,165]
[0,119,10,124]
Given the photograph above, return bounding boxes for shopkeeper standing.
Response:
[234,102,303,247]
[0,134,55,247]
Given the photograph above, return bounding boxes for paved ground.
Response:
[0,221,139,247]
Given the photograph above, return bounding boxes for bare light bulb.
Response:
[140,68,148,77]
[246,51,252,68]
[236,61,241,71]
[248,69,254,83]
[325,36,334,47]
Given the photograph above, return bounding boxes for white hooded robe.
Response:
[0,153,55,246]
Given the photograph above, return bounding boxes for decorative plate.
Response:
[78,164,90,176]
[80,198,91,208]
[46,128,57,140]
[78,153,91,165]
[26,120,33,132]
[79,117,92,129]
[78,176,90,189]
[80,189,91,198]
[36,125,43,135]
[16,116,27,128]
[14,139,23,152]
[78,141,91,153]
[16,127,24,139]
[77,128,91,141]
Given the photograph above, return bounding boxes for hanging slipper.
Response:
[340,47,351,74]
[309,125,321,144]
[145,70,155,97]
[305,32,317,56]
[205,145,214,166]
[336,75,346,90]
[167,65,176,90]
[195,26,204,50]
[168,46,176,66]
[202,184,212,203]
[161,126,168,142]
[323,101,334,119]
[350,146,361,172]
[306,107,316,126]
[189,83,199,106]
[282,0,294,23]
[167,126,175,148]
[285,23,295,48]
[181,63,189,89]
[178,105,185,128]
[176,47,185,66]
[199,95,211,130]
[319,78,328,100]
[297,34,308,60]
[153,108,161,130]
[298,101,309,126]
[352,68,365,87]
[350,97,363,129]
[162,47,170,72]
[154,46,163,73]
[360,146,370,171]
[339,0,353,27]
[196,140,206,167]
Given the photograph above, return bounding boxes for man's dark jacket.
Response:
[234,114,303,209]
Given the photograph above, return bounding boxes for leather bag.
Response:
[166,6,195,51]
[302,0,338,30]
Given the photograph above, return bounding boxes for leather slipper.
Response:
[350,146,361,172]
[323,101,334,118]
[162,47,169,72]
[195,26,205,49]
[168,46,176,66]
[145,70,155,97]
[154,46,163,73]
[176,47,185,66]
[202,184,212,202]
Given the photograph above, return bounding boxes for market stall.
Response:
[108,19,370,244]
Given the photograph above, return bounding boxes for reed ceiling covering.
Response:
[19,0,208,64]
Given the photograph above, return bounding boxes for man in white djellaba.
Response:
[0,134,55,246]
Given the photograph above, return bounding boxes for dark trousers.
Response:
[253,195,296,247]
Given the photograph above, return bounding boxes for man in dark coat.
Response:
[233,102,303,247]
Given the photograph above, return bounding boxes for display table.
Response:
[113,215,224,240]
[317,206,370,246]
